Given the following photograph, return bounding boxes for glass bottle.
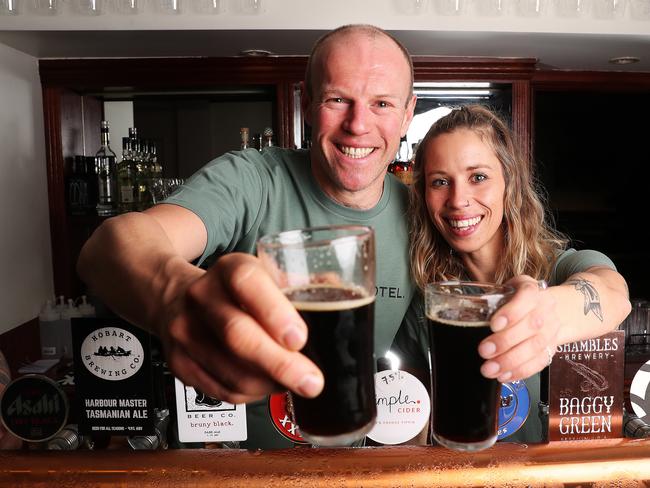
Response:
[262,127,274,149]
[134,139,153,211]
[95,120,118,216]
[66,155,90,215]
[149,141,163,179]
[240,127,250,150]
[117,137,136,213]
[392,136,414,185]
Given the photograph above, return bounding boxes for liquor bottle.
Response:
[117,137,135,213]
[240,127,250,150]
[149,141,163,179]
[66,155,90,215]
[95,120,118,216]
[133,139,153,211]
[262,127,274,149]
[392,136,414,185]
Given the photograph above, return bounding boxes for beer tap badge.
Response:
[497,380,530,440]
[367,370,430,445]
[0,374,68,442]
[630,359,650,424]
[72,318,155,436]
[80,326,144,381]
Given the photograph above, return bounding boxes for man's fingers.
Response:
[166,339,267,405]
[209,298,324,398]
[218,254,308,351]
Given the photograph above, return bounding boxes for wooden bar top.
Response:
[2,438,650,487]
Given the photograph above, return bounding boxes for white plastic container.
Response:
[39,300,67,358]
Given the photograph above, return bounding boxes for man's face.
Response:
[302,32,416,209]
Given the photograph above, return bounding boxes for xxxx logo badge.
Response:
[268,392,308,444]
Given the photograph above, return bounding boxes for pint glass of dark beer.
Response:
[426,281,514,451]
[257,225,377,446]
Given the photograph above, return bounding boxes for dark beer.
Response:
[428,310,499,446]
[285,285,376,443]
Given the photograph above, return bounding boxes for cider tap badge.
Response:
[72,317,155,436]
[367,369,430,445]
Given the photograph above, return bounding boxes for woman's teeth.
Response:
[449,216,482,230]
[339,146,373,158]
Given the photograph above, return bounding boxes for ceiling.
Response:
[1,0,649,73]
[0,28,648,73]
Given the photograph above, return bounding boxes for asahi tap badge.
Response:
[0,374,68,442]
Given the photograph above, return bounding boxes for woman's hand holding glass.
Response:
[478,275,560,382]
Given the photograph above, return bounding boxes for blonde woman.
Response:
[393,105,630,442]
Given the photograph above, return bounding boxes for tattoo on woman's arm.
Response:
[567,278,604,322]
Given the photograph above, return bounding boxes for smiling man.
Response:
[78,25,417,449]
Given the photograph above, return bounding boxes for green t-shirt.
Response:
[165,147,415,449]
[391,248,617,444]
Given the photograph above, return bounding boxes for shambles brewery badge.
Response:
[630,359,650,424]
[0,374,68,442]
[174,378,247,443]
[367,370,430,445]
[549,330,624,441]
[72,318,155,436]
[268,391,308,444]
[497,380,530,440]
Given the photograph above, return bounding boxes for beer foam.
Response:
[285,285,375,312]
[426,312,490,328]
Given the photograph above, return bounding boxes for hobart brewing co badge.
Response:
[367,370,430,445]
[630,359,650,424]
[72,317,155,436]
[268,392,308,444]
[80,326,145,381]
[497,380,530,440]
[0,374,68,442]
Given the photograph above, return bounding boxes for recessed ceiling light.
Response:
[239,49,274,57]
[608,56,640,65]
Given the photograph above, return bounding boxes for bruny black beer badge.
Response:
[0,374,68,442]
[72,317,155,436]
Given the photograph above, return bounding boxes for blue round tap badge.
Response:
[497,380,530,440]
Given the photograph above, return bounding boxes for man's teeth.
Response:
[339,146,373,158]
[449,216,481,229]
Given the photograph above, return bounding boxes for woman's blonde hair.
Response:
[409,105,567,290]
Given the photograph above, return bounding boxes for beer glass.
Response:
[426,281,514,451]
[257,225,376,446]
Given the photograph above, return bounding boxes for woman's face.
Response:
[423,128,506,260]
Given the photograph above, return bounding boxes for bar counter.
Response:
[2,438,650,487]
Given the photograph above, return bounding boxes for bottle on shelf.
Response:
[391,136,414,185]
[95,120,118,216]
[133,138,153,211]
[240,127,250,150]
[262,127,274,149]
[66,155,91,215]
[149,140,163,179]
[117,137,136,214]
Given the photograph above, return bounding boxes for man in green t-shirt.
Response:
[78,24,418,447]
